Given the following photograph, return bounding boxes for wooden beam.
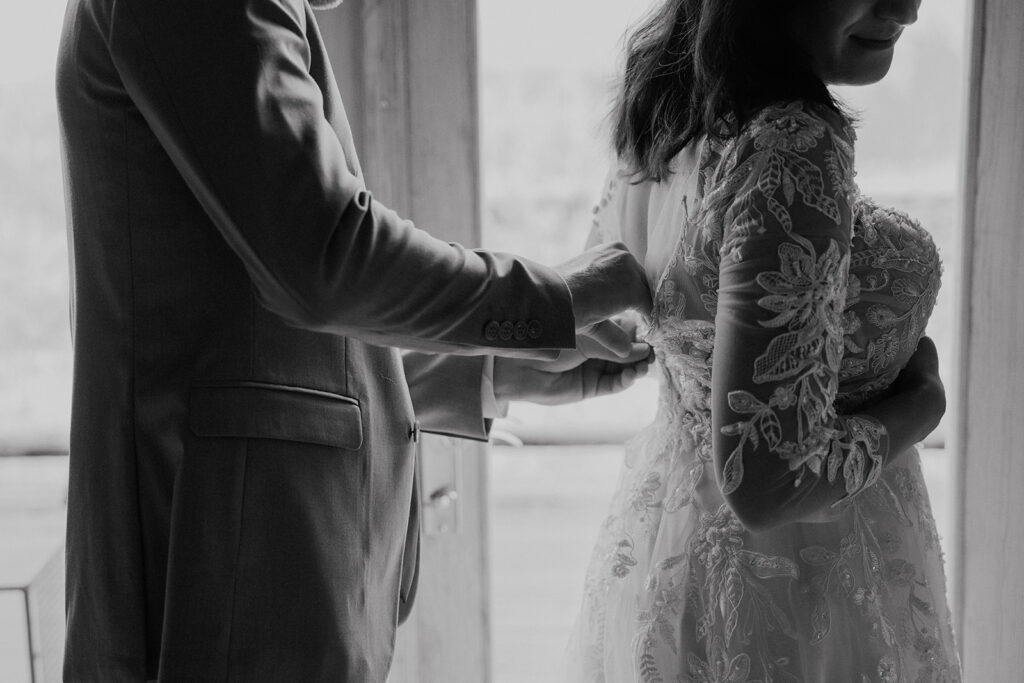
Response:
[316,2,489,682]
[955,0,1024,676]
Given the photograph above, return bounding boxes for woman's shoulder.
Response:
[739,99,856,152]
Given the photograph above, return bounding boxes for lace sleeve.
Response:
[584,162,653,256]
[712,102,889,530]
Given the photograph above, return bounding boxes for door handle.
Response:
[419,435,462,536]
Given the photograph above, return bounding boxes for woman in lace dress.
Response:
[566,0,961,681]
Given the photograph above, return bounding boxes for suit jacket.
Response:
[56,0,575,680]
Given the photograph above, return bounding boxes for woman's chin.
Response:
[825,58,894,87]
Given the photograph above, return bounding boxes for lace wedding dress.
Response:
[566,101,961,683]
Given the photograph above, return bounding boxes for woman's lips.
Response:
[849,32,902,50]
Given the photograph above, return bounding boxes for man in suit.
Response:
[56,0,651,680]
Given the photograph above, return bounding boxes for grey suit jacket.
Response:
[56,0,575,680]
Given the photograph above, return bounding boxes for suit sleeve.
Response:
[711,103,890,530]
[105,0,575,354]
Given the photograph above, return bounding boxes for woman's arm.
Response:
[711,102,944,532]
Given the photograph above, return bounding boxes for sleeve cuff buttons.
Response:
[483,319,543,343]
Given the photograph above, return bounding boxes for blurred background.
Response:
[0,0,967,680]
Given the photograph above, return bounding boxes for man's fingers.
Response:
[596,365,634,396]
[556,242,652,328]
[577,320,636,360]
[618,315,639,341]
[624,343,654,364]
[495,345,656,406]
[580,354,655,399]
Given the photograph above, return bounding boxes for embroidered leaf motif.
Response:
[782,172,796,205]
[886,558,916,587]
[721,566,744,644]
[865,547,882,579]
[759,411,783,449]
[614,552,637,568]
[727,652,752,682]
[910,593,933,614]
[735,549,799,579]
[827,440,843,482]
[686,653,709,682]
[720,450,745,495]
[840,357,867,379]
[758,154,784,198]
[766,195,792,232]
[727,390,767,414]
[747,577,798,636]
[638,645,664,683]
[776,241,809,280]
[869,480,914,527]
[799,546,839,566]
[810,596,831,643]
[892,278,921,304]
[866,328,899,374]
[659,621,678,655]
[867,305,899,329]
[786,152,841,223]
[752,331,821,382]
[657,554,685,571]
[665,461,704,512]
[755,295,801,328]
[843,447,866,494]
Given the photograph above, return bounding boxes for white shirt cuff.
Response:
[480,355,509,419]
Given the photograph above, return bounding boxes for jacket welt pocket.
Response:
[189,382,363,450]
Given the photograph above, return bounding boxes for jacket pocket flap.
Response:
[189,382,363,449]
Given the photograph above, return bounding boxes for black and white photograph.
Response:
[0,0,1020,680]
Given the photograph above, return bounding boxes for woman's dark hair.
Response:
[613,0,843,180]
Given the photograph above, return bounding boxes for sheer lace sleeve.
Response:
[585,163,653,258]
[711,102,889,530]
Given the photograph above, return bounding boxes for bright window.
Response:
[0,2,71,455]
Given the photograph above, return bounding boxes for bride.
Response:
[566,0,961,680]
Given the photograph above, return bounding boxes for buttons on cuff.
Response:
[483,319,543,342]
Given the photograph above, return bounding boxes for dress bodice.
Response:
[596,101,943,496]
[837,198,941,410]
[639,195,942,416]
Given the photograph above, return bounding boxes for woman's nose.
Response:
[876,0,921,25]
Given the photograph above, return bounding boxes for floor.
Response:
[0,447,955,682]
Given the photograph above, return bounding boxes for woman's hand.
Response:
[893,336,946,442]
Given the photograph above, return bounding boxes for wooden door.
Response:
[954,0,1024,677]
[317,3,491,681]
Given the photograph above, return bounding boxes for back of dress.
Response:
[568,100,960,683]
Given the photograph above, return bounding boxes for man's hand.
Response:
[493,342,654,406]
[555,243,652,360]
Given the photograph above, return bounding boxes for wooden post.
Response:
[955,0,1024,676]
[316,3,490,682]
